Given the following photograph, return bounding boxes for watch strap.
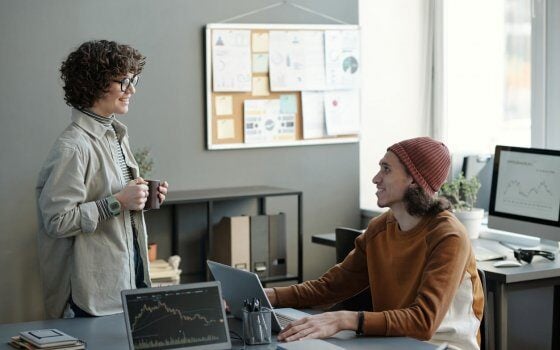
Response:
[107,195,121,217]
[356,311,365,335]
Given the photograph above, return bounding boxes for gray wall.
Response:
[0,0,360,323]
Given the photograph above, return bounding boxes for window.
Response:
[442,0,536,154]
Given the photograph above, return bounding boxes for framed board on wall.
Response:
[206,23,361,150]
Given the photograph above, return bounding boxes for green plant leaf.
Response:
[439,172,481,211]
[133,147,154,178]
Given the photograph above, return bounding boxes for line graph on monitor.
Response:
[125,286,228,349]
[495,150,560,221]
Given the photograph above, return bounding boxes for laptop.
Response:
[207,260,310,332]
[121,281,231,350]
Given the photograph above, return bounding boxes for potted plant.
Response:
[133,147,154,178]
[133,147,158,258]
[439,172,484,239]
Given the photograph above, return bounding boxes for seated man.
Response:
[265,137,484,350]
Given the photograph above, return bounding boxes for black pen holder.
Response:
[242,307,272,345]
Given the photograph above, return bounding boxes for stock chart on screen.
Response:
[125,285,228,349]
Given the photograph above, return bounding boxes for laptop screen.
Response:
[121,281,231,350]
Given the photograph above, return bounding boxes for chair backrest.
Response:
[462,154,493,211]
[335,227,363,263]
[477,267,489,350]
[331,227,372,311]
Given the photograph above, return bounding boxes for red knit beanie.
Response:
[387,137,451,196]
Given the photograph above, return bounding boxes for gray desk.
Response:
[311,233,560,350]
[0,313,437,350]
[311,233,336,247]
[473,239,560,350]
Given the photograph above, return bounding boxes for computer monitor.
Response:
[488,145,560,242]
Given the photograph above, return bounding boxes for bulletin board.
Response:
[206,23,361,150]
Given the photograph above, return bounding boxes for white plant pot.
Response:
[454,208,485,239]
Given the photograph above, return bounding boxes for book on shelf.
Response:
[149,256,182,286]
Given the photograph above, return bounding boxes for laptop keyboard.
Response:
[276,313,297,328]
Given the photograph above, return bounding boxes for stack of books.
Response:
[9,329,85,349]
[149,255,182,287]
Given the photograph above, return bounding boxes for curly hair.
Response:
[60,40,146,109]
[404,185,452,217]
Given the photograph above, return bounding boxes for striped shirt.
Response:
[80,109,134,222]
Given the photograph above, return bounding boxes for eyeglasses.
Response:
[513,249,555,264]
[112,75,140,92]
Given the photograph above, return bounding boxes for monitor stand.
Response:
[541,238,560,252]
[479,227,540,247]
[480,226,560,251]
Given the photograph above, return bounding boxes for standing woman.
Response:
[36,40,168,318]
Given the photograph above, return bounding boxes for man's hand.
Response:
[114,178,149,211]
[277,311,358,342]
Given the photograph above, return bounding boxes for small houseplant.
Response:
[133,147,157,258]
[133,147,154,178]
[439,173,483,238]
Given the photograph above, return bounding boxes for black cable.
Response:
[229,330,246,350]
[229,330,243,340]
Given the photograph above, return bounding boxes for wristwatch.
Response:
[107,195,121,217]
[356,311,364,335]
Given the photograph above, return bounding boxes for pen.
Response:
[260,309,270,342]
[255,316,263,341]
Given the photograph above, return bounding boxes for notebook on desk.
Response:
[121,281,231,350]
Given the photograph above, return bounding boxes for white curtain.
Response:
[358,0,439,211]
[424,0,446,142]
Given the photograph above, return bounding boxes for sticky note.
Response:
[217,119,235,139]
[215,95,233,115]
[252,53,269,73]
[252,77,270,96]
[280,94,297,114]
[252,32,269,52]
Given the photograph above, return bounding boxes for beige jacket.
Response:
[36,108,150,318]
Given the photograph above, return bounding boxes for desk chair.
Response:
[477,267,489,350]
[330,227,372,311]
[335,227,363,264]
[462,154,493,211]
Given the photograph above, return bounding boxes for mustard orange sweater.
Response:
[274,211,484,350]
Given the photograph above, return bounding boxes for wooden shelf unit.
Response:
[162,186,303,284]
